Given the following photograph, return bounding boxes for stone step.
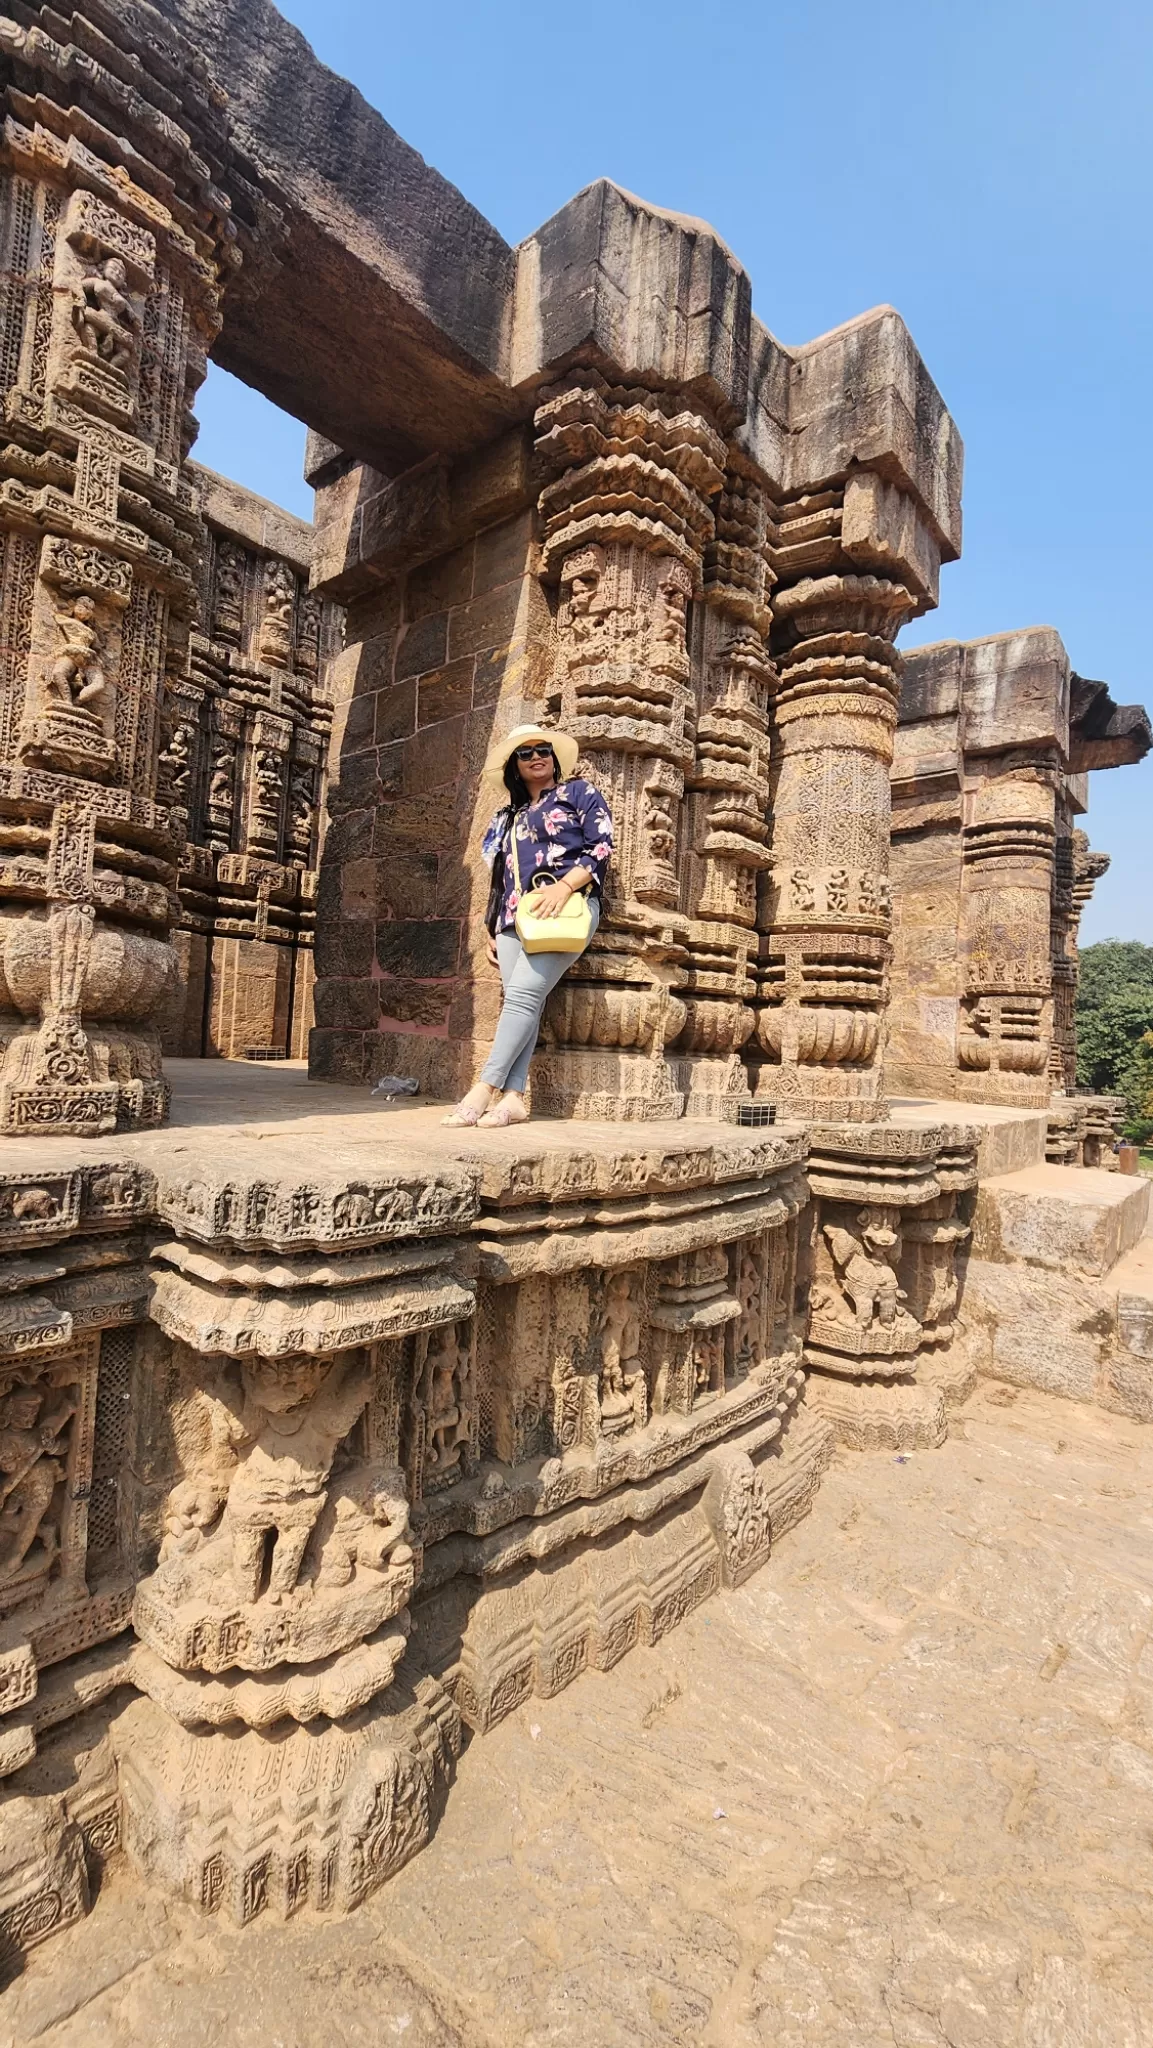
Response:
[963,1168,1153,1421]
[971,1162,1150,1279]
[890,1097,1049,1176]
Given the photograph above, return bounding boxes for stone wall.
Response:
[887,631,1149,1108]
[159,467,342,1060]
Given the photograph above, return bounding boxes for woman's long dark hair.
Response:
[502,747,560,811]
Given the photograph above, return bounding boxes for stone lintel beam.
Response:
[158,7,962,587]
[1069,673,1152,773]
[901,629,1070,764]
[901,630,1151,783]
[150,0,523,474]
[742,309,963,566]
[165,0,958,606]
[514,181,754,427]
[310,434,534,600]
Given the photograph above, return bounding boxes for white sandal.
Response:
[478,1099,529,1128]
[441,1103,483,1126]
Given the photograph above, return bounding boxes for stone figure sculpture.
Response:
[0,1385,75,1579]
[49,595,107,709]
[159,1354,373,1606]
[72,256,140,375]
[313,1465,413,1588]
[822,1209,906,1329]
[158,720,193,800]
[598,1270,647,1434]
[420,1324,470,1484]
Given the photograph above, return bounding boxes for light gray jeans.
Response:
[479,899,600,1095]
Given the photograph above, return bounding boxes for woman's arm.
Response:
[530,864,593,919]
[481,806,511,957]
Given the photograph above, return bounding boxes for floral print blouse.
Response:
[482,778,613,934]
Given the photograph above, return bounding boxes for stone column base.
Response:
[807,1369,948,1451]
[529,1048,686,1121]
[918,1326,982,1411]
[113,1667,459,1925]
[669,1052,751,1121]
[0,1075,168,1138]
[414,1391,834,1735]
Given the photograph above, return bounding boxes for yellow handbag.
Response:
[510,820,592,954]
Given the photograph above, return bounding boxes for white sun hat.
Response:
[481,723,580,785]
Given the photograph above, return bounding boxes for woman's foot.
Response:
[441,1082,497,1127]
[478,1092,529,1127]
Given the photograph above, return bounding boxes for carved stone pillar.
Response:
[956,773,1056,1107]
[1048,819,1077,1092]
[805,1123,978,1449]
[530,377,725,1119]
[0,10,240,1131]
[754,476,929,1120]
[675,470,775,1117]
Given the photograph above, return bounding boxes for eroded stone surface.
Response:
[5,1382,1153,2046]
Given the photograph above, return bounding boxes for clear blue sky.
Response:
[194,0,1152,947]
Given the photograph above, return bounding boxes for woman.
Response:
[443,724,612,1128]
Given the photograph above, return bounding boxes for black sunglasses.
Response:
[515,744,555,761]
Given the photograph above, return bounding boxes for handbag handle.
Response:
[508,807,587,903]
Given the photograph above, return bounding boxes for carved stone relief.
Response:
[0,18,224,1131]
[805,1125,978,1450]
[162,507,341,1057]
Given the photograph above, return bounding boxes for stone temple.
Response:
[0,0,1149,1978]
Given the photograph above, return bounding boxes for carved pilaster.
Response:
[205,699,244,856]
[0,5,241,1130]
[956,772,1056,1107]
[530,377,725,1119]
[244,712,291,862]
[117,1149,474,1922]
[754,476,928,1120]
[1051,828,1110,1096]
[256,556,296,669]
[805,1123,977,1449]
[676,468,776,1116]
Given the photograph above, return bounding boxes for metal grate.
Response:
[736,1103,777,1128]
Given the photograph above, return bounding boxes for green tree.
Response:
[1075,941,1153,1120]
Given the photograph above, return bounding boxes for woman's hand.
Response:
[530,880,572,921]
[485,932,499,967]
